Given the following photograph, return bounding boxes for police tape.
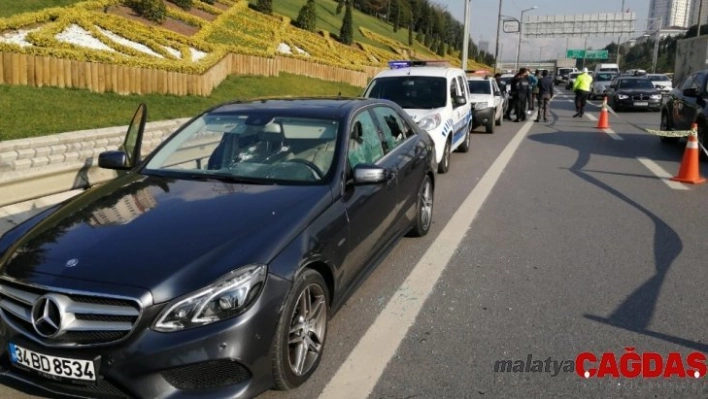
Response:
[642,128,694,138]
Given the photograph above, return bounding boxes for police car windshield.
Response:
[365,76,447,109]
[468,80,491,94]
[596,73,617,81]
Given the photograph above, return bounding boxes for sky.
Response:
[438,0,651,62]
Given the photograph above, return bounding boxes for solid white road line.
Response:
[636,157,690,190]
[317,120,535,399]
[584,114,623,141]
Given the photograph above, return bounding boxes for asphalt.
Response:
[1,91,707,398]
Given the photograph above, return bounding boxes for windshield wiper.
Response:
[145,170,270,185]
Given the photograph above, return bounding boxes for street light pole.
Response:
[652,19,662,73]
[617,0,625,65]
[515,6,537,71]
[494,0,503,73]
[462,0,471,70]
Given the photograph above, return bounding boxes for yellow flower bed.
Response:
[359,27,407,55]
[191,1,223,16]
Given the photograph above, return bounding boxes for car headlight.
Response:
[153,265,267,332]
[617,94,629,100]
[474,102,491,110]
[650,94,662,100]
[418,113,442,131]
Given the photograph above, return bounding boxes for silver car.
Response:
[647,73,672,96]
[590,72,618,100]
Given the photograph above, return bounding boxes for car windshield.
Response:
[143,112,339,184]
[468,80,491,94]
[596,73,617,82]
[569,73,580,79]
[559,68,573,75]
[648,75,670,82]
[617,79,655,89]
[365,76,447,109]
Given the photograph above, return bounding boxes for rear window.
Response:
[468,80,492,94]
[364,76,448,109]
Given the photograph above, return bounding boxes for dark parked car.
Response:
[0,98,436,398]
[661,70,708,150]
[605,76,663,112]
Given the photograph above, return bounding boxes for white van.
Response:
[594,63,620,75]
[363,61,473,174]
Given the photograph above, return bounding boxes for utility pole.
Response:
[581,36,588,69]
[617,0,625,65]
[462,0,470,70]
[699,0,704,37]
[494,0,503,73]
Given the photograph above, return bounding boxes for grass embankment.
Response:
[0,0,84,18]
[0,73,363,141]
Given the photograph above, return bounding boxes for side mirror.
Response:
[121,103,148,169]
[683,88,699,98]
[494,90,501,96]
[353,164,387,185]
[98,151,130,170]
[453,95,467,106]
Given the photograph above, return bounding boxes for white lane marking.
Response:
[584,113,624,140]
[317,120,535,399]
[637,157,689,190]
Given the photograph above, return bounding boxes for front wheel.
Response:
[407,175,434,237]
[495,109,503,126]
[272,270,329,390]
[437,139,451,174]
[457,126,470,153]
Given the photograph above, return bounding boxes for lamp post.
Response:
[461,0,471,70]
[494,0,503,73]
[515,6,537,71]
[652,19,662,73]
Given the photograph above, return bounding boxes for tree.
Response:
[336,0,344,15]
[255,0,272,15]
[393,0,400,32]
[295,0,318,32]
[340,1,354,45]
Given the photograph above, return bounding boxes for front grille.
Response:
[161,359,252,390]
[0,280,142,347]
[632,94,648,100]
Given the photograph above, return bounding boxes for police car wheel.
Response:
[457,127,470,153]
[437,140,451,174]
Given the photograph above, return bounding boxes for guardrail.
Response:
[0,118,190,207]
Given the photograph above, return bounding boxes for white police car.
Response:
[363,60,473,173]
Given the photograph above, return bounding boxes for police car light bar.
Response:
[387,60,451,69]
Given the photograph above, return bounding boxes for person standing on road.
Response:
[535,70,554,123]
[573,67,593,117]
[528,69,539,112]
[511,68,530,122]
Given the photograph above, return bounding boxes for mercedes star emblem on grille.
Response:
[31,295,63,338]
[65,258,79,268]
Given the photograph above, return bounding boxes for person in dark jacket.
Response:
[535,70,554,122]
[511,68,530,122]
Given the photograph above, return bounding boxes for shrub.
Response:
[124,0,167,23]
[295,0,317,32]
[336,0,344,15]
[339,1,353,45]
[255,0,272,15]
[168,0,192,11]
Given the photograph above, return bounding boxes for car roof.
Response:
[374,66,464,79]
[208,97,390,118]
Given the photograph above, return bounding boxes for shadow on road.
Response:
[527,130,708,353]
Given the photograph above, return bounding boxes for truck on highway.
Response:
[554,58,577,84]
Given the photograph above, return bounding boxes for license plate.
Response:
[9,343,96,381]
[634,102,648,106]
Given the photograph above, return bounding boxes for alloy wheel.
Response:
[287,284,327,376]
[420,180,433,231]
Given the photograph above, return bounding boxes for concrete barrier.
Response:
[0,118,190,207]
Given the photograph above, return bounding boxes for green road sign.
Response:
[566,49,585,58]
[585,50,609,59]
[566,49,609,59]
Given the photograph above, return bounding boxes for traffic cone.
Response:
[596,96,610,129]
[671,123,706,184]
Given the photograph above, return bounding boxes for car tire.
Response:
[495,109,502,126]
[272,269,330,391]
[457,125,471,153]
[485,116,495,134]
[698,123,708,161]
[407,175,434,237]
[437,139,451,174]
[658,111,679,143]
